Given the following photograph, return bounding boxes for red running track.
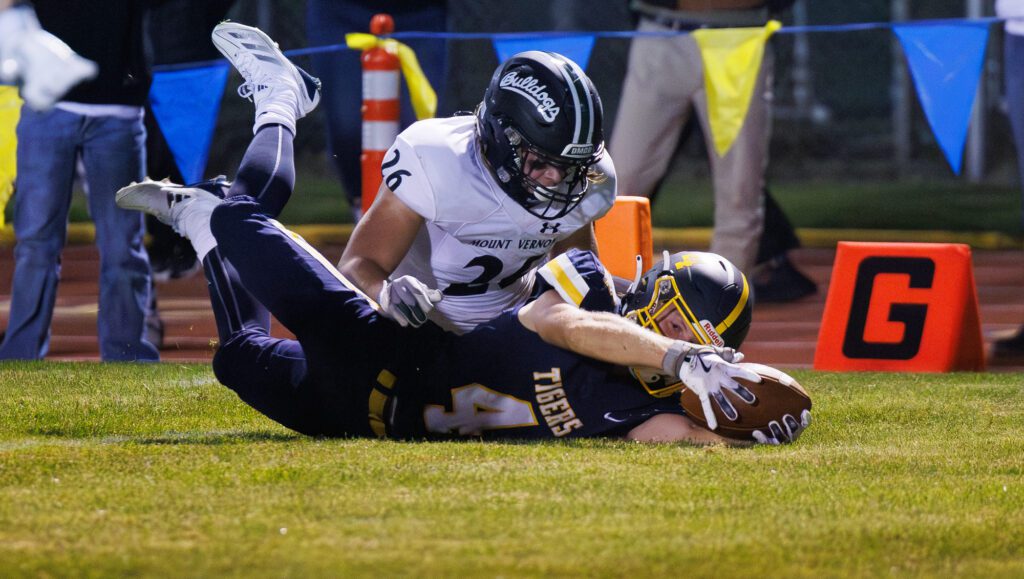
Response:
[1,245,1022,371]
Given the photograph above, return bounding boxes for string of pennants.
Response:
[0,18,1004,226]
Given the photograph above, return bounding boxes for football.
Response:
[679,362,812,441]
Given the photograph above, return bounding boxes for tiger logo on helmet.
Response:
[619,251,753,397]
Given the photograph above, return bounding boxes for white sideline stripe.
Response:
[266,218,381,311]
[362,71,400,99]
[362,121,400,150]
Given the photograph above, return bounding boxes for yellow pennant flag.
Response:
[346,33,437,120]
[693,20,781,157]
[0,87,22,229]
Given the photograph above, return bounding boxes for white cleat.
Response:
[211,21,320,134]
[116,179,222,234]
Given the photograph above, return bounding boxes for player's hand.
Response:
[753,410,812,445]
[378,276,443,328]
[677,349,761,431]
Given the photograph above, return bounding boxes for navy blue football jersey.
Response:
[390,250,684,440]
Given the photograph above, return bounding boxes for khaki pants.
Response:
[609,17,773,273]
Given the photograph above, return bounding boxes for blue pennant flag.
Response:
[148,65,229,183]
[893,23,990,175]
[492,35,596,70]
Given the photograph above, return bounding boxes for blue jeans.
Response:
[0,107,158,361]
[306,0,447,208]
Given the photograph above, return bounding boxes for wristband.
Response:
[661,341,696,376]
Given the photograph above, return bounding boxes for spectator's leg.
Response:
[306,0,373,211]
[609,19,697,198]
[750,185,817,303]
[1007,33,1024,230]
[755,188,800,264]
[80,112,159,361]
[992,32,1024,358]
[0,108,78,360]
[143,104,198,281]
[694,44,772,275]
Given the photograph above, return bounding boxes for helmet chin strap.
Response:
[625,255,644,296]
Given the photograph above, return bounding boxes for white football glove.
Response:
[677,348,761,431]
[753,410,812,445]
[378,275,443,328]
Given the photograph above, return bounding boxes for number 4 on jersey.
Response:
[424,384,538,435]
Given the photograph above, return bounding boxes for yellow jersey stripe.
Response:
[368,389,388,437]
[377,369,396,390]
[539,254,587,306]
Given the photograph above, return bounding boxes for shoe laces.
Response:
[234,52,275,102]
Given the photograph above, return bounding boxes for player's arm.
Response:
[519,290,674,369]
[520,289,760,431]
[338,183,422,299]
[550,223,598,257]
[337,183,440,327]
[625,413,747,445]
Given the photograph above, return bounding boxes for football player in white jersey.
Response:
[338,51,617,333]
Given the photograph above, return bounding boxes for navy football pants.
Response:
[202,125,401,437]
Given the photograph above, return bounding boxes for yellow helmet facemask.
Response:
[620,251,752,397]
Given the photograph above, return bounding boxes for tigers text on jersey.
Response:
[390,250,684,440]
[383,115,617,333]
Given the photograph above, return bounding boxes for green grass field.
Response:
[1,362,1022,577]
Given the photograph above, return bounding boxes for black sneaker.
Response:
[991,327,1024,362]
[752,255,818,303]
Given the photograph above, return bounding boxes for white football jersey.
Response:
[384,115,617,333]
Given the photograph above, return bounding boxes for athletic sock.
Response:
[172,195,220,261]
[253,89,299,135]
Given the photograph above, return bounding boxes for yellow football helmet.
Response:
[620,251,752,396]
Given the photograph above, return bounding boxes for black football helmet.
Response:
[476,50,604,220]
[619,251,753,397]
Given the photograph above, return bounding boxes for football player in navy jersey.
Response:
[116,24,809,446]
